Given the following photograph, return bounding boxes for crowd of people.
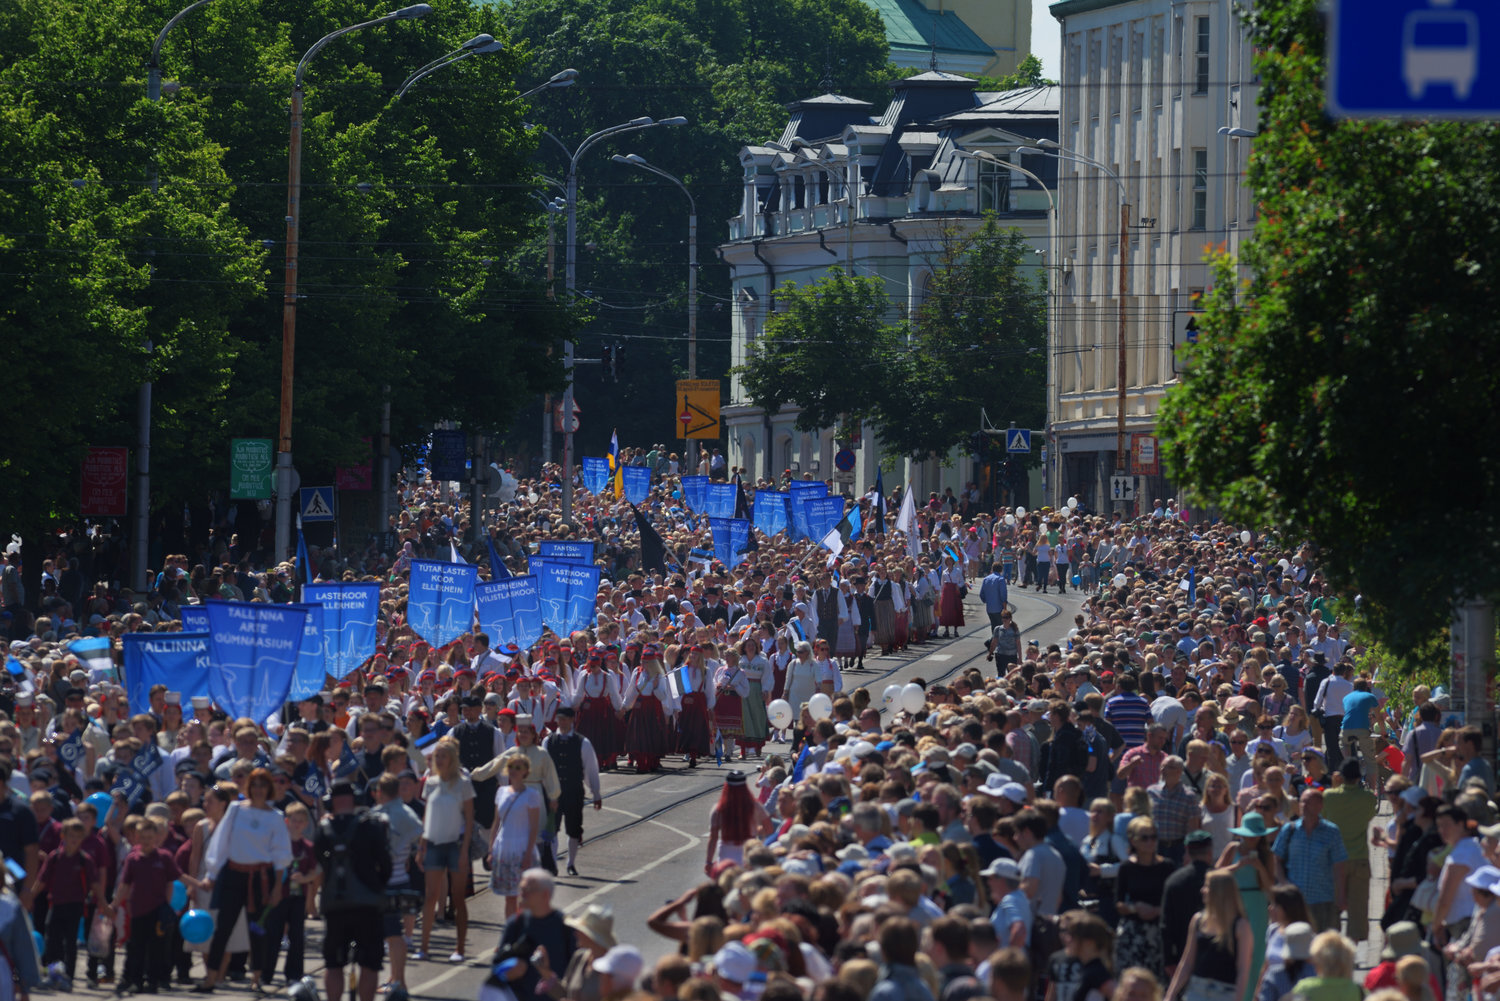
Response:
[0,457,1492,1001]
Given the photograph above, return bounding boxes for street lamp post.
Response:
[551,116,687,523]
[610,153,697,472]
[273,4,431,563]
[1022,140,1129,513]
[395,33,504,99]
[137,0,217,591]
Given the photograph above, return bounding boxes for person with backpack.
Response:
[314,781,391,1001]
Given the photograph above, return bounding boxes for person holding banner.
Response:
[621,646,676,774]
[674,646,716,768]
[570,648,623,770]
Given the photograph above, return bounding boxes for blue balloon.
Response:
[31,931,42,956]
[84,792,114,829]
[170,880,188,912]
[180,909,214,945]
[1071,575,1082,587]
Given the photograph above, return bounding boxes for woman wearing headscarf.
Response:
[622,644,676,773]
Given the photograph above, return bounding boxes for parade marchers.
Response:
[0,454,1483,1001]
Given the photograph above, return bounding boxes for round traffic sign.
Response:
[834,448,856,472]
[679,411,692,425]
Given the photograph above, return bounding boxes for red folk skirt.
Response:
[625,694,671,758]
[577,695,620,761]
[714,690,745,738]
[938,582,966,626]
[676,691,713,756]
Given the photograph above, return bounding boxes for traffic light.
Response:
[613,341,623,379]
[600,345,612,381]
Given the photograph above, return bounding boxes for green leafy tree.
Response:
[877,220,1047,459]
[1157,0,1500,654]
[967,54,1055,92]
[735,269,906,433]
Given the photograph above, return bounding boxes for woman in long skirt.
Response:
[674,646,715,767]
[870,568,897,655]
[832,584,862,667]
[910,560,934,644]
[623,647,675,773]
[712,647,748,754]
[737,638,770,756]
[571,648,622,768]
[937,554,966,637]
[891,569,911,651]
[769,634,792,702]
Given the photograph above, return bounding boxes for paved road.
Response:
[400,583,1085,997]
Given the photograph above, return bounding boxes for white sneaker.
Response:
[448,952,465,964]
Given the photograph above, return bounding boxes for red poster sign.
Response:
[81,446,128,517]
[336,438,372,491]
[1130,434,1160,476]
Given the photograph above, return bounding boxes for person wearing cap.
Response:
[1442,862,1500,998]
[710,940,759,999]
[1362,920,1439,998]
[542,706,602,878]
[982,858,1030,949]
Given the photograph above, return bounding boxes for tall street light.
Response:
[136,0,217,591]
[273,4,431,562]
[952,148,1057,506]
[610,152,697,472]
[553,115,688,523]
[395,33,504,98]
[1021,139,1129,512]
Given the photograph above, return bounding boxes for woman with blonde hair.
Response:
[486,755,541,919]
[417,737,475,962]
[1273,705,1314,757]
[1163,869,1253,1001]
[1289,930,1360,1001]
[1113,967,1164,1001]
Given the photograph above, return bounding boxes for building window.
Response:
[1191,148,1208,229]
[1194,17,1210,94]
[978,159,1011,213]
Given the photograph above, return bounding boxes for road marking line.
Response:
[926,654,953,661]
[407,813,702,995]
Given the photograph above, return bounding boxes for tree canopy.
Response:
[735,220,1047,463]
[1157,0,1500,653]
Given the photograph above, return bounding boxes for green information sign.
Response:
[230,438,274,499]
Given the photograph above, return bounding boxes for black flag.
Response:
[630,503,670,574]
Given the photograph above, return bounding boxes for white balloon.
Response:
[1004,515,1016,526]
[1240,529,1252,544]
[767,699,793,729]
[808,693,834,721]
[1278,559,1290,570]
[900,683,926,715]
[1067,627,1078,638]
[1016,506,1027,517]
[834,742,854,760]
[1067,497,1078,510]
[1113,573,1128,587]
[882,684,902,708]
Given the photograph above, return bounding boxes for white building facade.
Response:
[718,74,1060,502]
[1047,0,1258,510]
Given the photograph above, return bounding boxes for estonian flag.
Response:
[630,503,670,574]
[608,429,623,500]
[297,527,313,587]
[818,506,862,557]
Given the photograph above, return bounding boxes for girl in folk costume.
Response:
[736,637,771,757]
[832,579,862,668]
[811,638,843,697]
[890,566,912,651]
[571,646,623,769]
[869,564,897,655]
[674,645,716,767]
[709,643,745,749]
[769,633,793,703]
[622,644,676,773]
[509,675,558,733]
[911,559,939,642]
[937,553,966,637]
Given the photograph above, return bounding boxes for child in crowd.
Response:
[262,802,319,985]
[27,818,102,985]
[112,817,197,995]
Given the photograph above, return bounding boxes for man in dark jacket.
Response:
[1042,703,1088,791]
[1160,831,1215,976]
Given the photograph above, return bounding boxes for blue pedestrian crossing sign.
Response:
[299,486,336,523]
[1005,428,1032,454]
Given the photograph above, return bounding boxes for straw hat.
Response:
[565,903,616,949]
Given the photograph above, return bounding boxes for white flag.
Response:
[895,483,920,560]
[819,525,845,559]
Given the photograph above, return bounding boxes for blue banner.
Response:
[703,483,737,519]
[536,561,601,639]
[408,559,478,648]
[622,466,651,504]
[302,582,381,680]
[804,495,847,544]
[122,632,212,721]
[788,481,828,540]
[475,575,544,652]
[539,540,594,565]
[680,475,710,512]
[753,490,791,538]
[290,603,326,700]
[581,457,610,495]
[710,517,752,568]
[204,603,309,724]
[180,605,209,634]
[429,429,467,482]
